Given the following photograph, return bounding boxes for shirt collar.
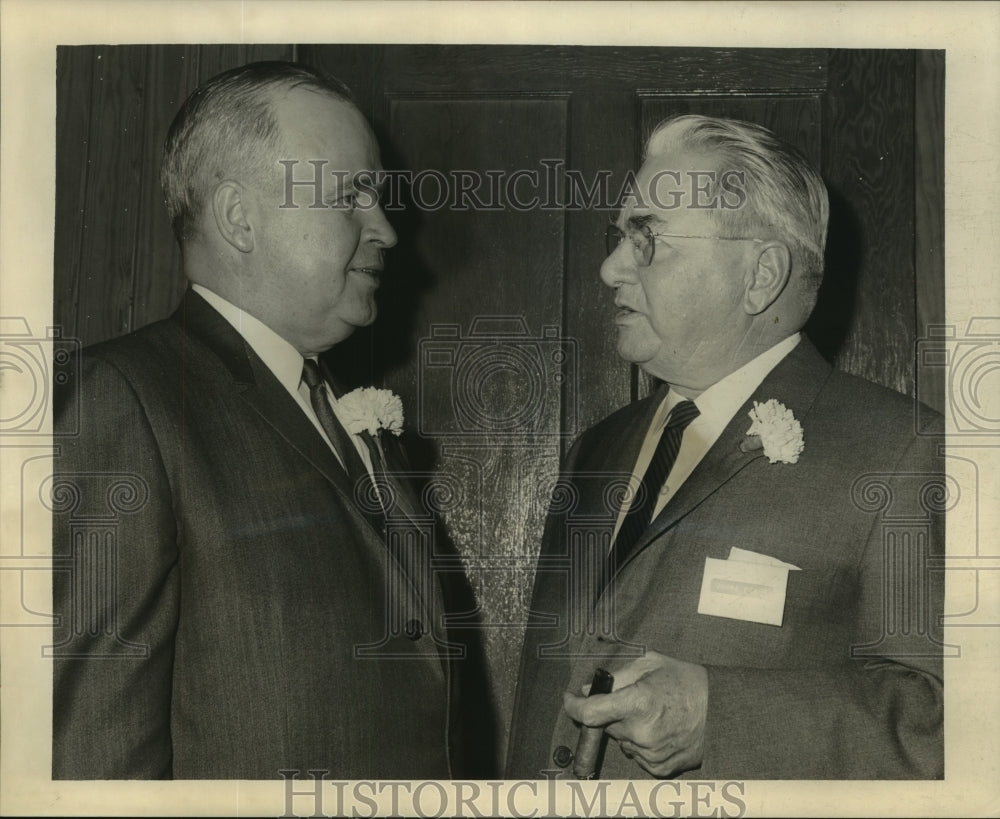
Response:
[656,333,801,429]
[192,284,307,394]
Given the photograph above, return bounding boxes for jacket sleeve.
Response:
[698,428,945,779]
[52,354,179,779]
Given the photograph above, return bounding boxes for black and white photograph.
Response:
[1,2,997,817]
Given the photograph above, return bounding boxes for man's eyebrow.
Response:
[323,172,386,196]
[351,171,387,192]
[625,213,656,230]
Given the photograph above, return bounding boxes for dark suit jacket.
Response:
[52,290,463,779]
[507,338,945,779]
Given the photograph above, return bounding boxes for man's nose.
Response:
[599,243,636,288]
[363,204,398,250]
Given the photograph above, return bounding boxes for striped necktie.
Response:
[607,399,700,580]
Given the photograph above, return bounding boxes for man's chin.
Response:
[355,306,377,328]
[615,343,672,382]
[340,302,378,331]
[614,338,652,367]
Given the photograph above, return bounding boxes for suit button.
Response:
[552,745,574,768]
[404,619,424,641]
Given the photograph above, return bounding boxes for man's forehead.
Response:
[615,142,727,217]
[272,88,371,145]
[641,140,722,178]
[270,89,380,179]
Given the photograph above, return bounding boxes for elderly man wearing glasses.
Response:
[507,114,945,780]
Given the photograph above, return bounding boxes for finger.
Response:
[633,747,690,779]
[602,718,665,754]
[562,689,632,728]
[602,651,665,690]
[616,739,671,775]
[576,651,670,697]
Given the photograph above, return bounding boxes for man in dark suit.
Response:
[508,115,945,780]
[52,61,469,779]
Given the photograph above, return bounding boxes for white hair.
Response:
[646,114,829,313]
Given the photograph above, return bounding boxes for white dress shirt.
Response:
[612,333,801,541]
[192,284,374,474]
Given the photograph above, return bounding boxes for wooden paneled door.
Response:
[55,45,943,764]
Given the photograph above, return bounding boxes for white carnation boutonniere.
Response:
[337,387,404,460]
[743,399,804,464]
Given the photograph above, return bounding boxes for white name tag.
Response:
[697,549,800,627]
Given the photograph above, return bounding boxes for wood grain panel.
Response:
[381,94,569,743]
[73,46,147,345]
[381,46,827,94]
[818,49,915,396]
[130,46,198,333]
[54,47,95,340]
[914,51,946,414]
[562,89,637,433]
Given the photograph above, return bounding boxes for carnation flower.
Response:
[745,399,804,464]
[337,387,404,438]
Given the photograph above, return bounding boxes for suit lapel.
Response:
[173,289,358,506]
[378,434,425,523]
[175,289,447,671]
[611,339,833,578]
[239,358,359,501]
[319,350,443,629]
[580,386,668,479]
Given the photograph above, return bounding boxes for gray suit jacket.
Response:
[52,290,461,779]
[507,338,945,779]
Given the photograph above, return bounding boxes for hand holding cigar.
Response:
[572,667,614,779]
[562,650,710,779]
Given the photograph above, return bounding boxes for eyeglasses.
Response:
[605,223,763,267]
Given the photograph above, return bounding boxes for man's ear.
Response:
[744,241,791,315]
[211,181,254,253]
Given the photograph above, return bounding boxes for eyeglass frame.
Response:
[605,222,764,267]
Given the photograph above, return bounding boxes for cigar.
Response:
[572,667,615,779]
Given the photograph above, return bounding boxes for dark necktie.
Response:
[607,399,700,580]
[301,359,385,528]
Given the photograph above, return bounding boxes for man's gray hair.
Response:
[160,61,355,244]
[646,115,829,313]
